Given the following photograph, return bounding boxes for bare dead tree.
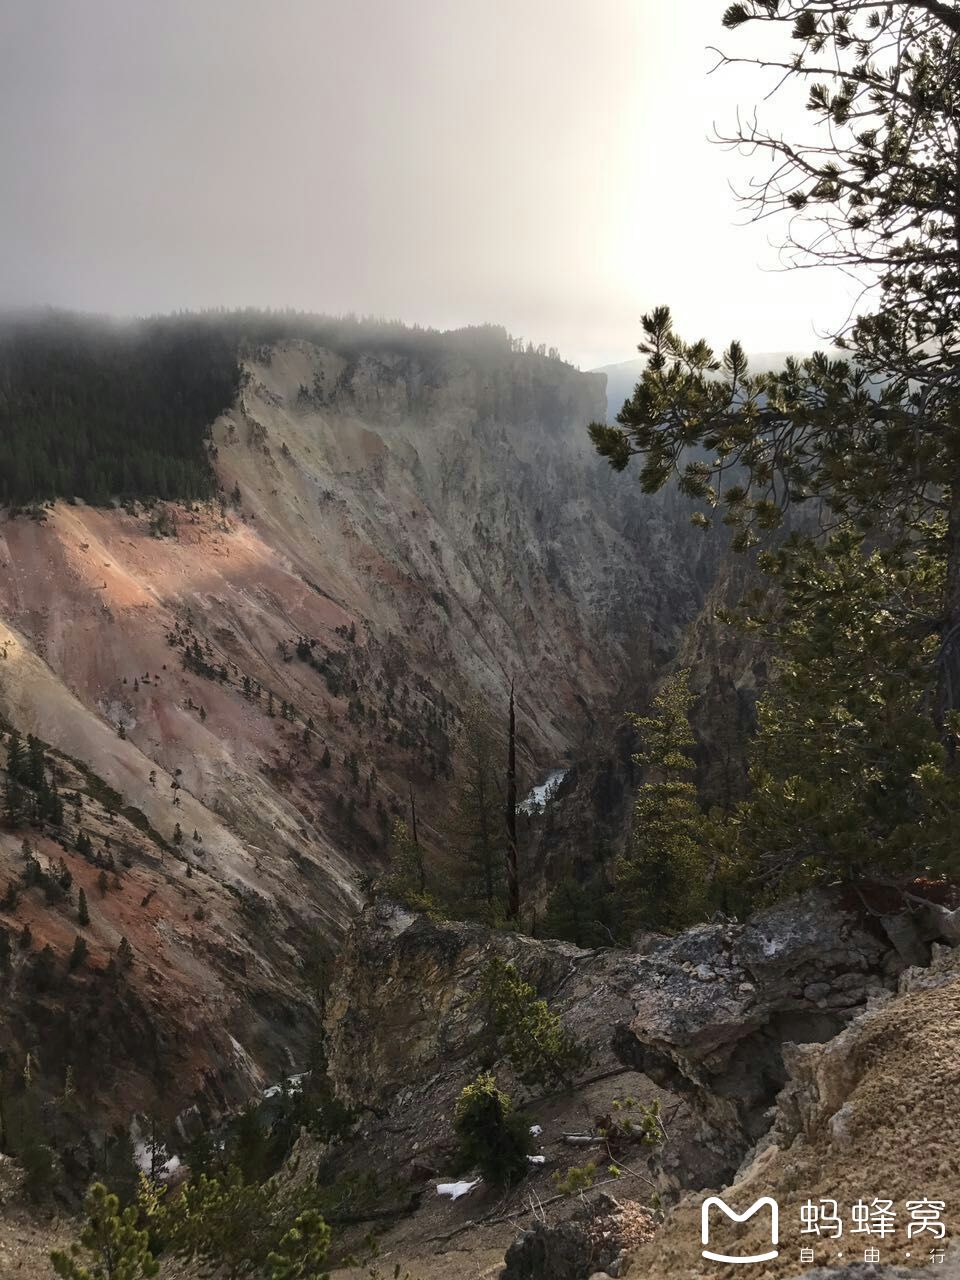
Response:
[408,781,425,893]
[505,683,520,921]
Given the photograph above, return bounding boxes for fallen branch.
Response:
[325,1195,420,1226]
[521,1064,636,1110]
[422,1173,646,1246]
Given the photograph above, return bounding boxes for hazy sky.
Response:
[0,1,856,368]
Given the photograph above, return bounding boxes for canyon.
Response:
[0,322,716,1137]
[1,317,956,1280]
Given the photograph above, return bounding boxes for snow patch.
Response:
[437,1179,481,1200]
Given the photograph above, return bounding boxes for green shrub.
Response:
[51,1181,158,1280]
[140,1166,334,1280]
[602,1096,664,1150]
[480,958,588,1087]
[552,1161,597,1196]
[145,1169,275,1278]
[453,1073,532,1189]
[266,1210,330,1280]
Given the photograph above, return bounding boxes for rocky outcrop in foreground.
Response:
[318,892,960,1280]
[325,893,917,1193]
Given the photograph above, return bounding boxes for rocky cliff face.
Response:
[217,337,709,763]
[0,330,712,1134]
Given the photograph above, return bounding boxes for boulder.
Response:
[613,891,898,1155]
[501,1192,654,1280]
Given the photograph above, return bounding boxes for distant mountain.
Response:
[593,351,812,422]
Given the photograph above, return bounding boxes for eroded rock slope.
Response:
[0,328,710,1132]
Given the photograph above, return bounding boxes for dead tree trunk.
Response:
[408,782,425,893]
[505,683,520,921]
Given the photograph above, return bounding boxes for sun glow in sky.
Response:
[0,0,858,368]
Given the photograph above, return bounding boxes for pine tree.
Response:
[616,671,709,932]
[3,775,23,827]
[446,698,504,912]
[384,818,427,904]
[68,935,87,972]
[724,534,960,889]
[5,729,24,783]
[43,782,64,826]
[590,2,960,727]
[454,1073,532,1189]
[51,1182,158,1280]
[267,1211,331,1280]
[542,873,623,948]
[25,736,45,789]
[77,888,90,927]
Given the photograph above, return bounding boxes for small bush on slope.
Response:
[480,957,588,1088]
[51,1181,158,1280]
[454,1072,532,1189]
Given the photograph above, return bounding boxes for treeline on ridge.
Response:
[0,308,568,508]
[0,313,238,506]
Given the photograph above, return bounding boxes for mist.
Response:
[0,1,854,368]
